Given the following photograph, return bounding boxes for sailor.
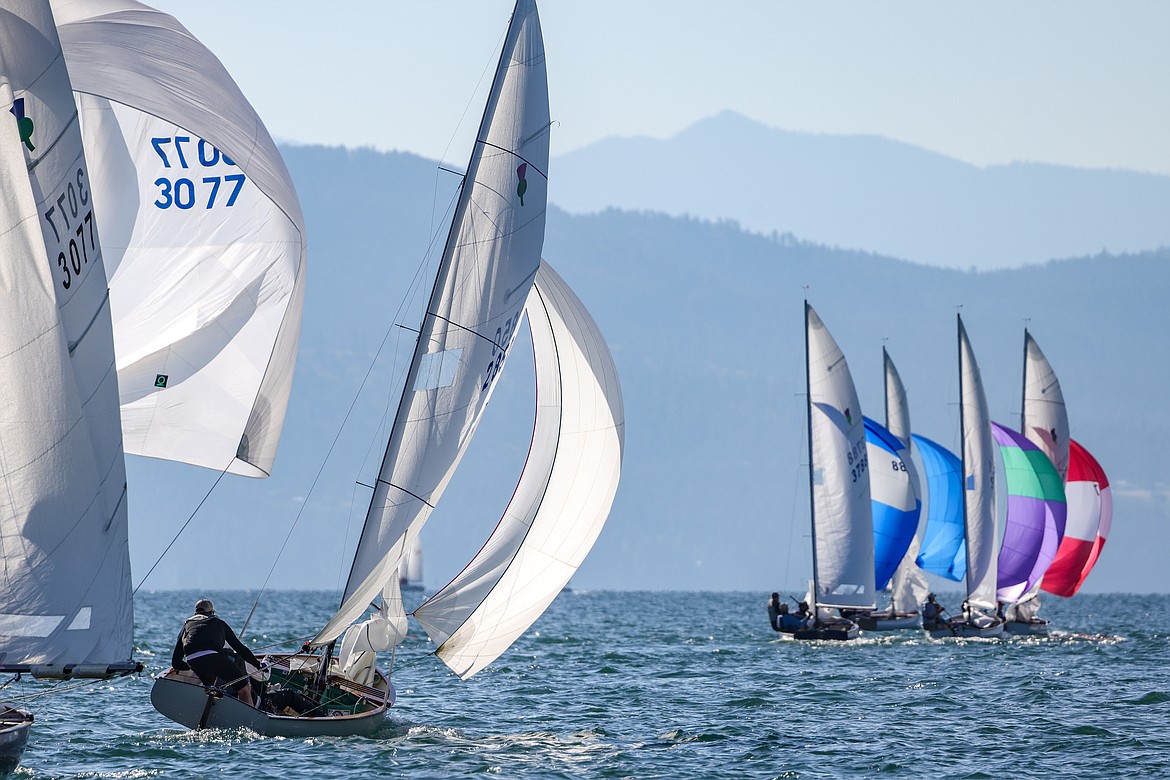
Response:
[922,593,947,630]
[767,593,784,631]
[171,599,261,707]
[777,603,805,632]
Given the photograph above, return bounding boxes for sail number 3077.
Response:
[151,136,245,210]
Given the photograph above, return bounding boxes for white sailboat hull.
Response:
[151,655,391,737]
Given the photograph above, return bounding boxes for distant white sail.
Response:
[1021,330,1069,481]
[414,260,624,679]
[54,0,307,477]
[315,0,550,646]
[0,0,132,666]
[805,304,875,610]
[881,349,928,611]
[958,316,997,612]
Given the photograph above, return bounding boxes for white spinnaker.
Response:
[314,0,550,646]
[414,261,624,679]
[958,316,997,612]
[805,304,875,610]
[54,0,306,477]
[0,0,132,665]
[1021,330,1069,481]
[883,349,928,611]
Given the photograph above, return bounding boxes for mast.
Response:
[1020,328,1030,435]
[803,301,821,609]
[883,346,891,430]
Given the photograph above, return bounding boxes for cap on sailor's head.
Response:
[194,599,215,615]
[927,593,937,601]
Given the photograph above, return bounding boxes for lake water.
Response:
[6,590,1168,778]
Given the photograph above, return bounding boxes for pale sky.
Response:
[148,1,1170,175]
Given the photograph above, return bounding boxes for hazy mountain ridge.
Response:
[550,111,1170,271]
[126,143,1169,595]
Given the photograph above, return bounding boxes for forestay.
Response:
[912,434,965,582]
[0,0,132,666]
[991,421,1067,603]
[1042,440,1111,597]
[315,0,550,646]
[1021,331,1069,481]
[54,0,307,477]
[958,316,997,612]
[414,261,624,679]
[805,304,875,610]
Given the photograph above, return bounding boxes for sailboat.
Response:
[0,0,144,770]
[153,0,623,735]
[399,544,425,592]
[925,315,1003,638]
[845,349,924,631]
[774,303,874,641]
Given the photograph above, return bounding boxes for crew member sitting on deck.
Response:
[922,593,947,630]
[171,599,261,707]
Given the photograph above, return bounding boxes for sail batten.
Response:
[315,0,550,647]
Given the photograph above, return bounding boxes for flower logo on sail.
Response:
[516,163,528,206]
[9,98,35,152]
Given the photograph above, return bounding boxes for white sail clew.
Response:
[414,261,624,679]
[0,0,132,667]
[315,0,550,646]
[805,304,875,610]
[53,0,307,477]
[882,349,929,612]
[958,316,997,612]
[1021,330,1069,481]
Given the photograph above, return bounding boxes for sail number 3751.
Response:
[481,309,522,392]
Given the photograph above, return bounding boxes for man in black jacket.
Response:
[171,599,261,707]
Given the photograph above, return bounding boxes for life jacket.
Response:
[180,614,227,656]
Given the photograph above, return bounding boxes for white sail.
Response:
[1021,330,1069,481]
[805,304,875,610]
[54,0,307,477]
[882,349,928,611]
[315,0,550,646]
[400,544,423,587]
[958,316,997,612]
[414,260,623,679]
[0,0,132,666]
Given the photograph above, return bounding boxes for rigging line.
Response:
[0,674,123,704]
[133,462,233,594]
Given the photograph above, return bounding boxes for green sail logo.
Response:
[516,162,528,206]
[9,98,35,152]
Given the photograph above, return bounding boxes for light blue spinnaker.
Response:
[913,433,965,582]
[864,417,921,590]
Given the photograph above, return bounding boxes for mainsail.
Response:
[912,434,965,581]
[1041,439,1111,597]
[864,417,920,591]
[958,316,997,612]
[414,260,624,679]
[0,0,133,669]
[1020,330,1069,481]
[315,0,550,646]
[54,0,307,477]
[991,421,1067,603]
[881,349,928,612]
[804,303,875,610]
